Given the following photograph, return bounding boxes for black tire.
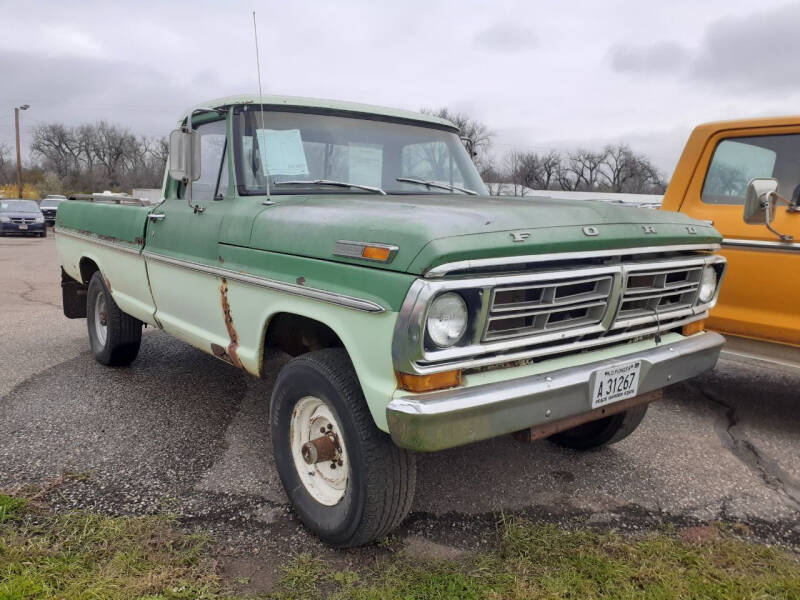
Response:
[86,271,142,366]
[549,404,648,450]
[270,348,416,547]
[39,230,46,238]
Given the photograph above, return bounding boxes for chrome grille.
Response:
[393,245,727,376]
[617,265,702,321]
[10,217,35,224]
[484,274,613,341]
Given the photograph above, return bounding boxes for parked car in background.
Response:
[662,116,800,373]
[0,199,46,237]
[40,195,67,225]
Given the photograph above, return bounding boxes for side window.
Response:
[187,119,227,203]
[701,137,779,205]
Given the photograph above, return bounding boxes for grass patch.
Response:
[272,518,800,600]
[0,493,242,599]
[1,492,798,599]
[0,494,27,523]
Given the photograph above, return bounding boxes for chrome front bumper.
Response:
[386,332,725,451]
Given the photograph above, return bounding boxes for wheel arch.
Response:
[249,300,400,432]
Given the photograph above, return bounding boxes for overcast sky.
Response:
[2,0,799,177]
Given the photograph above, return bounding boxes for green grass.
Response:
[0,493,238,599]
[1,492,799,600]
[272,519,800,600]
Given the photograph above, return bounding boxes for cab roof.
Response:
[181,94,458,131]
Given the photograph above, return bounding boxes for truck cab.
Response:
[662,117,800,371]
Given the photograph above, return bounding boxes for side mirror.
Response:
[743,177,778,225]
[168,129,201,183]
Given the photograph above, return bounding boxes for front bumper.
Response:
[386,331,724,451]
[0,222,46,235]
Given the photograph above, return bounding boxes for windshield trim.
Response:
[232,105,470,198]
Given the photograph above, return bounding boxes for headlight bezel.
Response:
[697,265,718,304]
[425,292,469,349]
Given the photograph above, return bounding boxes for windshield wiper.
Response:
[395,177,477,196]
[274,179,386,195]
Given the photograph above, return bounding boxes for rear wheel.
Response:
[548,405,648,450]
[86,272,142,366]
[270,348,416,547]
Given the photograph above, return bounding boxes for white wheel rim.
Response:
[290,396,348,506]
[94,292,108,346]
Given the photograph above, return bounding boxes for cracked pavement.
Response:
[1,235,799,564]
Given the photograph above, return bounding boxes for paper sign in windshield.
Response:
[348,144,383,188]
[256,129,309,176]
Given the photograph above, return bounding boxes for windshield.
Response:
[40,199,64,207]
[0,200,40,212]
[234,109,487,196]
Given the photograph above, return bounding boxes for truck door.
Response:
[675,128,800,346]
[143,116,235,354]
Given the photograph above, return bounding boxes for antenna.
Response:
[252,10,271,202]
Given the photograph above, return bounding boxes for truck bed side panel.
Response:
[55,200,157,325]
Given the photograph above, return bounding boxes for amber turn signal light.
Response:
[396,370,462,393]
[682,320,706,336]
[361,245,391,261]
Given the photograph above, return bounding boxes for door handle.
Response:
[147,213,166,222]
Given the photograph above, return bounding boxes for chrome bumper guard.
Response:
[386,332,725,451]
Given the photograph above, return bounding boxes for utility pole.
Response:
[14,104,29,198]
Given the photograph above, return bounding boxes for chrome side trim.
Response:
[54,227,141,255]
[424,243,721,278]
[333,240,399,263]
[722,238,800,253]
[142,250,385,313]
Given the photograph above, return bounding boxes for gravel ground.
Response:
[1,234,799,588]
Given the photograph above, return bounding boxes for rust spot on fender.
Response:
[219,277,244,369]
[296,276,306,286]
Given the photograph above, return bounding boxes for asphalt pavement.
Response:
[1,234,798,585]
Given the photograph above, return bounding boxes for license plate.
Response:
[590,360,641,408]
[18,224,27,230]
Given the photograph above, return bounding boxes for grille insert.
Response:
[484,274,613,341]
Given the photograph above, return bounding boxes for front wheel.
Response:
[548,405,648,450]
[86,272,142,366]
[270,348,416,547]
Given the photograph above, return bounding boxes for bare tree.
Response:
[30,121,169,194]
[0,142,10,183]
[599,143,664,193]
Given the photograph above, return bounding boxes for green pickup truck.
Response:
[56,95,727,546]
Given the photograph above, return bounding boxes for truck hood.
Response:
[247,194,720,274]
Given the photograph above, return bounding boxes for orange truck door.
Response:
[664,124,800,347]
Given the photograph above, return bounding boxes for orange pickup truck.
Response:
[663,117,800,372]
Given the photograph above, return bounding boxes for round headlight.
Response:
[698,266,718,303]
[426,292,468,348]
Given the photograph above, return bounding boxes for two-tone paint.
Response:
[57,94,725,441]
